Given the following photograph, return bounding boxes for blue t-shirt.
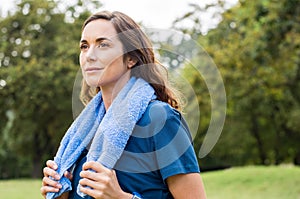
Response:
[69,101,200,199]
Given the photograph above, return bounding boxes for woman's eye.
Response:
[80,44,88,50]
[98,42,109,48]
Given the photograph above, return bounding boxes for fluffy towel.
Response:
[46,77,155,199]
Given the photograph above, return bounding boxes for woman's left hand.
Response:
[79,161,132,199]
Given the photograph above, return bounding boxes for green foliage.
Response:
[177,0,300,169]
[0,0,96,178]
[1,0,299,178]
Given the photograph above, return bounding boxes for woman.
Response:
[41,11,206,199]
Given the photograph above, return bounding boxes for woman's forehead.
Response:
[81,19,118,41]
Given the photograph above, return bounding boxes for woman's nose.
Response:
[86,47,97,62]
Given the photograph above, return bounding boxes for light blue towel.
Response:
[46,77,155,199]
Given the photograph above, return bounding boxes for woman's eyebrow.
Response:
[80,39,88,44]
[80,37,113,43]
[95,37,113,43]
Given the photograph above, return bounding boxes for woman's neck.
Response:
[100,73,131,110]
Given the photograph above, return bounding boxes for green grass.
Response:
[0,166,299,199]
[202,165,300,199]
[0,179,41,198]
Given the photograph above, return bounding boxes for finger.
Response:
[40,185,60,196]
[111,170,119,182]
[112,170,117,178]
[64,171,73,181]
[80,169,108,182]
[79,184,104,199]
[79,176,107,190]
[43,167,60,180]
[42,176,62,189]
[46,160,58,170]
[82,161,110,173]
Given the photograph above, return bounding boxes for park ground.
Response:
[0,165,299,199]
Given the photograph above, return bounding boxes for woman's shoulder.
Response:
[146,100,181,119]
[135,100,185,138]
[139,100,191,138]
[136,100,182,128]
[147,100,192,139]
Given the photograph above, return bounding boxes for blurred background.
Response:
[0,0,299,198]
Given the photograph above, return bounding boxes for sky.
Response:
[0,0,238,31]
[100,0,203,28]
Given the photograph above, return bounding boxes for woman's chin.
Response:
[85,79,100,88]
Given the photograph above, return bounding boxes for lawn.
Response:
[0,166,299,199]
[0,178,41,198]
[202,165,300,199]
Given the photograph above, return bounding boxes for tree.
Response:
[0,0,99,178]
[175,0,300,168]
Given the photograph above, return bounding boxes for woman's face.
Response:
[79,19,129,90]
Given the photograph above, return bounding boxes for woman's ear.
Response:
[126,56,138,69]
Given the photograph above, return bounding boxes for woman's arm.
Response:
[166,173,207,199]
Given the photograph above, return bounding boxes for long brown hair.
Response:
[80,11,182,110]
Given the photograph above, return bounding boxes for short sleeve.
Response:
[152,102,200,181]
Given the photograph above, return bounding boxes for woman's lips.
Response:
[85,67,103,72]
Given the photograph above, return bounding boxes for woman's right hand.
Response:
[40,160,72,199]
